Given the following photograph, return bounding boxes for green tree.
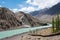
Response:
[52,15,60,33]
[55,15,60,32]
[52,17,55,33]
[57,15,60,31]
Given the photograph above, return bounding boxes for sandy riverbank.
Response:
[1,27,60,40]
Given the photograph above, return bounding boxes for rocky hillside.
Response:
[30,2,60,23]
[0,7,41,31]
[15,11,41,27]
[0,7,22,30]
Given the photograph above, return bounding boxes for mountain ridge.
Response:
[30,2,60,23]
[0,7,41,31]
[30,2,60,16]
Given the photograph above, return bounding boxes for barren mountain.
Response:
[30,2,60,23]
[0,7,22,31]
[15,11,41,27]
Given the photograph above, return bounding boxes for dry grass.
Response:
[29,27,53,35]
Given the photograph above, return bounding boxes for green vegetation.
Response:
[52,15,60,33]
[52,17,55,32]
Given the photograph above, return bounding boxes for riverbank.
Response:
[0,24,52,39]
[1,27,60,40]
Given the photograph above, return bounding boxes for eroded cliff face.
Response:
[0,7,22,30]
[16,12,41,27]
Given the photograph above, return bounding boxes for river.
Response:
[0,24,52,39]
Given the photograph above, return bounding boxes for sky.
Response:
[0,0,60,13]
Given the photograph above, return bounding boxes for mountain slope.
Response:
[30,2,60,23]
[31,3,60,16]
[16,11,41,27]
[0,7,21,30]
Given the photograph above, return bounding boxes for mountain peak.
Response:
[0,7,21,30]
[0,7,9,10]
[53,2,60,7]
[30,2,60,23]
[0,7,9,14]
[57,2,60,5]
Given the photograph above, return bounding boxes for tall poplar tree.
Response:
[52,17,55,33]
